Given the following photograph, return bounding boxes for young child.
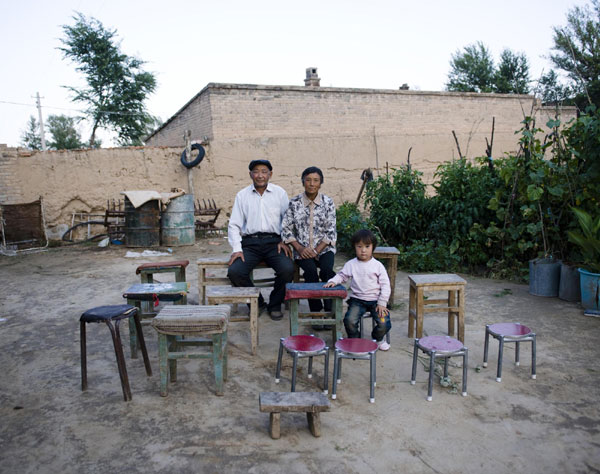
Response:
[324,229,391,350]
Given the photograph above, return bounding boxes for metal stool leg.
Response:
[496,336,504,382]
[308,355,313,379]
[462,348,468,396]
[515,341,521,366]
[323,348,330,394]
[531,334,537,379]
[107,320,132,402]
[369,352,376,403]
[410,338,419,385]
[331,350,340,399]
[132,311,152,376]
[427,350,436,401]
[443,357,449,378]
[483,325,490,368]
[80,321,87,391]
[291,352,299,392]
[275,338,284,383]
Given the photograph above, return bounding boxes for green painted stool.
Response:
[151,305,230,396]
[285,283,347,342]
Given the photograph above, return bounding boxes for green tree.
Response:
[446,42,495,93]
[550,0,600,107]
[59,13,157,146]
[537,70,574,105]
[20,116,42,150]
[494,49,530,94]
[47,114,84,150]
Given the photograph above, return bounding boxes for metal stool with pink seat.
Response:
[275,335,330,393]
[410,335,468,401]
[483,322,536,382]
[331,338,378,403]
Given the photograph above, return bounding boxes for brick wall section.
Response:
[0,145,26,204]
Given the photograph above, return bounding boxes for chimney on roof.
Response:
[304,67,320,87]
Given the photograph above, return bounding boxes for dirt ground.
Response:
[0,237,599,474]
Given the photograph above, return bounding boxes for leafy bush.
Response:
[364,166,429,246]
[397,240,461,273]
[336,201,367,253]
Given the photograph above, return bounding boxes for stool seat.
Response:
[135,260,189,274]
[487,323,532,337]
[80,304,137,323]
[335,338,378,355]
[151,305,228,335]
[284,282,347,300]
[418,335,464,353]
[283,335,326,353]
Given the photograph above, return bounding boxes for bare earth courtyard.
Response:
[0,237,599,474]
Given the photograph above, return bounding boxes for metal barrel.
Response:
[124,197,160,247]
[161,194,195,246]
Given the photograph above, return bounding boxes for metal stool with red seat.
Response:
[483,322,536,382]
[275,335,330,393]
[410,335,468,401]
[331,338,378,403]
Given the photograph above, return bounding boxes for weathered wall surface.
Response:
[147,83,578,185]
[1,86,577,241]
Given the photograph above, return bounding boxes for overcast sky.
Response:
[0,0,583,147]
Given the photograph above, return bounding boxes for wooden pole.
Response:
[184,130,194,197]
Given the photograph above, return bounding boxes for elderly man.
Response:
[227,159,294,320]
[282,166,337,315]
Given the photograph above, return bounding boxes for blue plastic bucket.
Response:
[579,268,600,310]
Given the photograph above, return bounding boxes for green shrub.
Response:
[336,201,367,253]
[397,240,461,273]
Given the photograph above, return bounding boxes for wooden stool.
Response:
[151,305,230,396]
[275,335,330,393]
[331,338,378,403]
[483,323,536,382]
[410,335,468,401]
[197,257,275,304]
[123,282,189,359]
[259,392,330,439]
[408,274,466,342]
[80,304,152,402]
[373,246,400,307]
[206,286,261,355]
[285,283,347,342]
[135,260,189,283]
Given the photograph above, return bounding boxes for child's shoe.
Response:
[377,340,390,351]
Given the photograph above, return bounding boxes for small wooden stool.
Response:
[331,338,378,403]
[259,391,330,439]
[373,246,400,306]
[410,335,468,401]
[197,257,275,304]
[206,286,261,355]
[275,335,330,393]
[80,305,152,402]
[151,305,230,396]
[285,283,347,341]
[123,282,188,359]
[483,323,536,382]
[136,260,189,283]
[408,274,466,342]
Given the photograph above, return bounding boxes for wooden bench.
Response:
[259,391,330,439]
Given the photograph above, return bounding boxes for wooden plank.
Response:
[259,392,330,413]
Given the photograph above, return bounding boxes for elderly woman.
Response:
[282,166,337,313]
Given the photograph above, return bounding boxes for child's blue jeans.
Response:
[344,297,391,341]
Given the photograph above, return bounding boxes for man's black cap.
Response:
[248,159,273,171]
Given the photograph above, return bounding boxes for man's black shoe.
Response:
[269,310,283,321]
[312,324,328,330]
